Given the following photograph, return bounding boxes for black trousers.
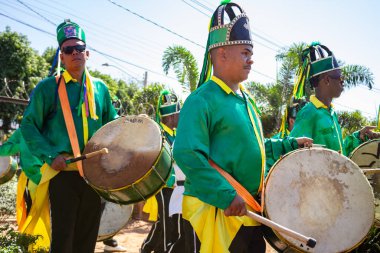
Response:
[166,214,186,253]
[141,187,175,253]
[183,218,266,253]
[49,171,101,253]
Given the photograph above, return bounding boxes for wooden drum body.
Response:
[97,200,133,241]
[83,116,172,205]
[350,139,380,227]
[264,148,374,253]
[0,156,17,185]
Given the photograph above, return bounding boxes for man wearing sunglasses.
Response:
[20,20,118,252]
[289,42,379,156]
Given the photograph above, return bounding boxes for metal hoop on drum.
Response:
[349,139,380,228]
[82,115,173,205]
[97,199,133,241]
[263,147,374,253]
[0,156,17,185]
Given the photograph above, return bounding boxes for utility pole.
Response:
[143,71,148,87]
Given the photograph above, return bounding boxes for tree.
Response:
[337,110,370,138]
[0,27,49,133]
[131,83,165,117]
[245,81,283,137]
[162,45,199,92]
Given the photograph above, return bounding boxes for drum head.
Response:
[0,156,10,177]
[83,116,162,190]
[97,201,133,241]
[265,148,374,253]
[350,139,380,227]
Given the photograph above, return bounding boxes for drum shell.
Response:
[83,116,173,205]
[0,156,17,185]
[87,140,172,205]
[263,148,374,253]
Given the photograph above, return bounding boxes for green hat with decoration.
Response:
[156,90,181,123]
[56,19,86,46]
[293,42,340,98]
[198,0,253,87]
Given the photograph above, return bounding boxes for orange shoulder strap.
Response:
[56,76,84,177]
[209,159,262,212]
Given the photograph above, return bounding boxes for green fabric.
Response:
[343,131,363,157]
[209,27,228,46]
[159,104,179,116]
[265,137,297,176]
[56,20,86,46]
[163,131,175,187]
[0,129,43,184]
[173,79,297,209]
[310,56,337,77]
[289,101,361,156]
[21,75,118,166]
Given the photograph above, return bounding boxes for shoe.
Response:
[104,244,127,252]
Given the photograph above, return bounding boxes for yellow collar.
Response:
[211,76,246,95]
[62,70,78,83]
[310,95,334,109]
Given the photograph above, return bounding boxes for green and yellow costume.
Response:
[289,42,362,156]
[174,76,297,252]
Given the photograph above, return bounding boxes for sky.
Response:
[0,0,379,119]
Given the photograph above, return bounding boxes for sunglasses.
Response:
[328,74,344,82]
[62,45,86,54]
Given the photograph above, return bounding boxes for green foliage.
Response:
[41,46,57,67]
[337,110,369,138]
[0,27,49,133]
[130,83,165,117]
[0,176,17,217]
[342,64,374,89]
[162,45,199,92]
[0,224,48,253]
[245,81,283,137]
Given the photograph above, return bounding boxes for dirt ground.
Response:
[94,204,277,253]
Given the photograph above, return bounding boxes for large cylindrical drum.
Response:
[264,148,374,253]
[0,156,17,185]
[97,200,133,241]
[83,116,172,205]
[350,139,380,227]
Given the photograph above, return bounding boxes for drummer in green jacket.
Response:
[20,19,118,252]
[173,2,312,252]
[289,42,379,156]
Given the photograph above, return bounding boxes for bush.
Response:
[0,176,17,217]
[0,223,48,253]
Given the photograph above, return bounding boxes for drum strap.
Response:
[209,159,262,213]
[56,76,84,177]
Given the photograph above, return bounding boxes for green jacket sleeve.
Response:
[0,129,21,156]
[173,95,236,210]
[21,84,60,165]
[343,131,363,157]
[265,137,298,176]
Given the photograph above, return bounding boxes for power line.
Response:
[16,0,55,26]
[182,0,210,17]
[106,0,205,48]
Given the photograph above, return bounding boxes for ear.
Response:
[59,53,64,65]
[85,50,90,60]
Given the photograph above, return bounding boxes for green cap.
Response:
[56,19,86,46]
[156,90,181,123]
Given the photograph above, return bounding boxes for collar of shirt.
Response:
[310,95,334,110]
[62,70,78,83]
[211,76,245,95]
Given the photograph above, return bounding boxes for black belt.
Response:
[177,180,185,186]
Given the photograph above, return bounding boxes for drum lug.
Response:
[132,184,146,201]
[152,165,166,183]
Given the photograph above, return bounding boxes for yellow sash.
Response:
[20,163,78,251]
[182,196,259,253]
[143,196,159,222]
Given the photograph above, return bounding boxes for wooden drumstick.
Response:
[362,168,380,174]
[246,211,317,248]
[65,148,109,164]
